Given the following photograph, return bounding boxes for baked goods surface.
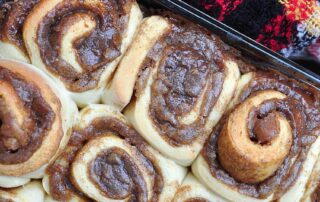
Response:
[192,71,320,202]
[43,104,187,202]
[0,0,143,107]
[302,156,320,202]
[0,59,78,189]
[0,0,38,63]
[173,173,227,202]
[1,0,320,201]
[0,181,45,202]
[106,14,240,166]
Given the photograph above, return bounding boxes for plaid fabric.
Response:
[183,0,320,61]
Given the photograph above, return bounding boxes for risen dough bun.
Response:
[106,15,240,166]
[44,104,187,202]
[0,59,78,188]
[192,71,320,202]
[21,0,142,107]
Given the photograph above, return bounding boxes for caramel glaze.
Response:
[0,0,39,54]
[0,66,55,164]
[47,118,163,202]
[202,70,320,199]
[36,0,132,92]
[135,13,241,146]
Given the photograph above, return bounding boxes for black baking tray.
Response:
[140,0,320,89]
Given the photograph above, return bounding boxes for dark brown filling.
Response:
[184,198,210,202]
[0,0,39,54]
[252,113,279,144]
[36,0,131,92]
[0,66,55,164]
[248,101,281,145]
[137,14,240,146]
[47,118,163,202]
[0,97,33,151]
[202,70,320,199]
[90,148,147,201]
[311,183,320,202]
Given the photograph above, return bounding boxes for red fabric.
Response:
[185,0,320,61]
[256,14,295,51]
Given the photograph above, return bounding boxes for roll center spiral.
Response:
[0,107,31,152]
[91,149,135,199]
[251,112,280,145]
[0,66,55,164]
[149,42,224,145]
[35,0,126,91]
[218,90,292,184]
[0,85,32,151]
[88,145,147,201]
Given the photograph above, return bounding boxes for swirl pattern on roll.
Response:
[0,59,77,188]
[106,14,240,166]
[192,70,320,202]
[0,0,38,62]
[43,104,186,202]
[0,0,144,106]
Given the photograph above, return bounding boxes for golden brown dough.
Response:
[0,59,78,188]
[192,71,320,202]
[43,104,187,202]
[106,15,240,166]
[0,0,143,107]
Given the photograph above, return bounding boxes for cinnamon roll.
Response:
[302,156,320,202]
[173,173,228,202]
[19,0,142,107]
[0,181,45,202]
[43,104,187,202]
[106,15,240,166]
[0,0,38,63]
[192,71,320,202]
[0,59,78,188]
